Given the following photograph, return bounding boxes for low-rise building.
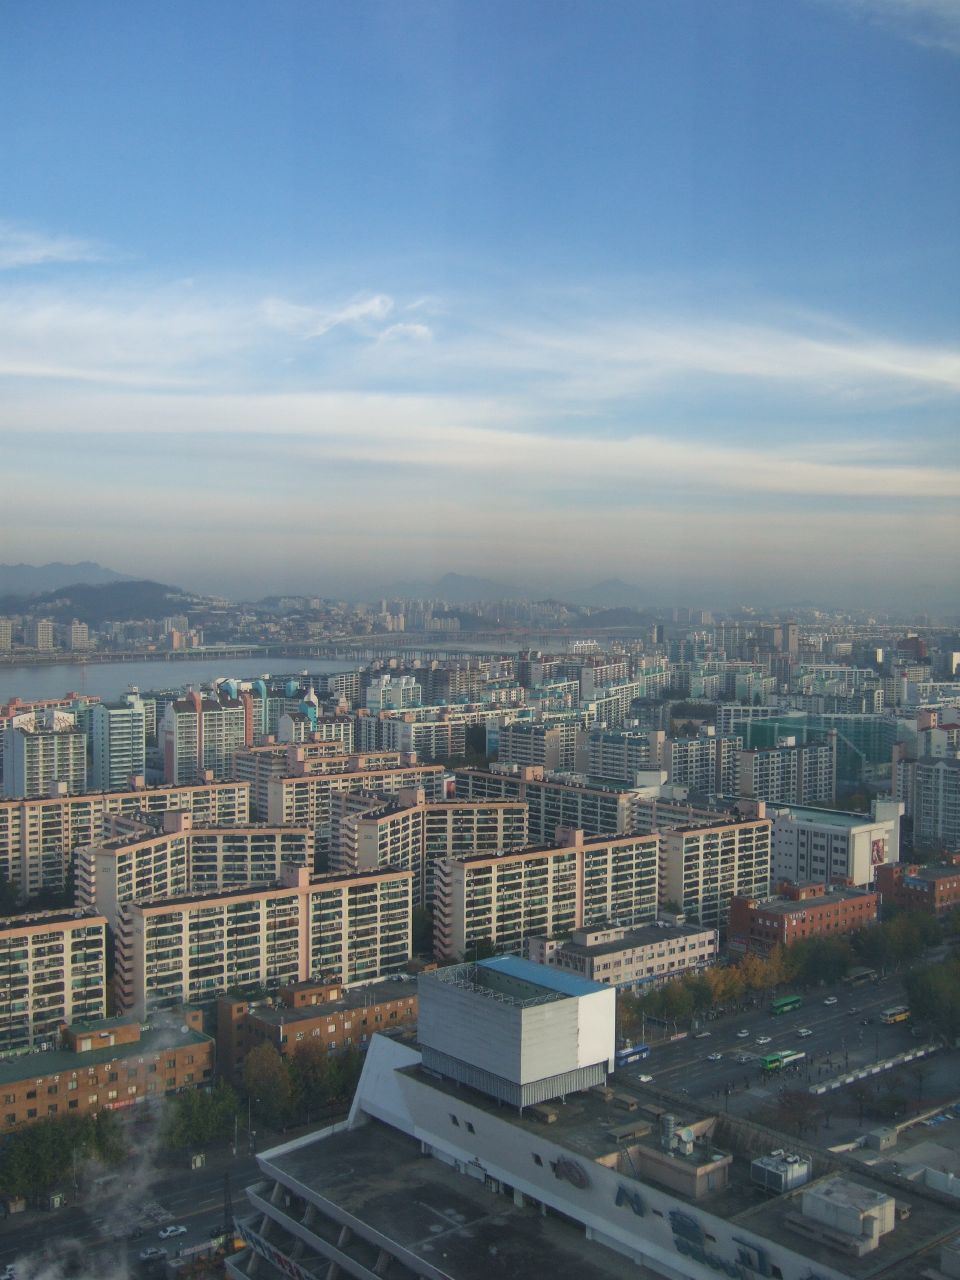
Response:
[0,1011,213,1131]
[216,977,418,1084]
[526,920,718,990]
[727,881,878,955]
[875,859,960,917]
[771,800,902,889]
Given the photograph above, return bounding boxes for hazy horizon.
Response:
[3,2,958,611]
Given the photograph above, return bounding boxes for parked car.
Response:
[139,1248,167,1263]
[693,1031,711,1039]
[158,1225,187,1239]
[637,1074,654,1084]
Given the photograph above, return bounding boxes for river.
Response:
[0,657,361,704]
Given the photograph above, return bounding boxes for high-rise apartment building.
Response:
[0,779,251,896]
[365,674,422,713]
[116,865,412,1018]
[90,694,146,792]
[25,619,54,651]
[433,828,659,961]
[1,711,87,799]
[77,811,313,931]
[159,690,247,784]
[0,910,107,1053]
[738,735,837,807]
[665,728,742,800]
[266,756,445,860]
[582,729,666,782]
[659,819,772,929]
[454,766,637,845]
[0,619,12,652]
[330,787,529,908]
[913,757,960,851]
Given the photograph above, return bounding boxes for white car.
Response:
[756,1035,772,1045]
[158,1225,187,1239]
[693,1031,711,1039]
[139,1248,167,1262]
[797,1028,813,1038]
[736,1029,750,1038]
[707,1052,723,1062]
[2,1265,17,1280]
[637,1074,654,1083]
[823,996,838,1006]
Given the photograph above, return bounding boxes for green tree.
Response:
[243,1043,293,1131]
[290,1039,337,1119]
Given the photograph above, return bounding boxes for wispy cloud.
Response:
[7,389,960,502]
[0,221,106,270]
[828,0,960,53]
[0,281,957,408]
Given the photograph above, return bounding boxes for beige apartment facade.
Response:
[117,865,413,1018]
[433,828,659,961]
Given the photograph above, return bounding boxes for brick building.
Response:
[727,881,878,955]
[0,1011,214,1131]
[216,977,417,1085]
[874,859,960,918]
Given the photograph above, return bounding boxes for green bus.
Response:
[769,994,802,1016]
[760,1049,806,1073]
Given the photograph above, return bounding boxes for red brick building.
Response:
[0,1010,214,1131]
[727,881,878,955]
[217,977,417,1085]
[875,859,960,917]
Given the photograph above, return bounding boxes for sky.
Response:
[1,0,958,609]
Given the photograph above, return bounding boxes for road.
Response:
[0,1146,266,1277]
[617,976,923,1109]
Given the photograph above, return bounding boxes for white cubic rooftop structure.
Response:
[418,955,616,1108]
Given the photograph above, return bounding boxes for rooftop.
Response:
[256,1120,658,1280]
[0,1024,211,1087]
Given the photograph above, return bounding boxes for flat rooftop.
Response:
[428,956,606,1004]
[0,1024,211,1086]
[256,1120,662,1280]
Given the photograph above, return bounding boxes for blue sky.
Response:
[2,0,958,607]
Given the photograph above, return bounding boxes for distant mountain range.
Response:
[0,579,189,626]
[0,561,133,596]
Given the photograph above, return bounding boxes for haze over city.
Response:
[3,0,958,605]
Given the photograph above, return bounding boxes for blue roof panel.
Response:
[478,954,606,997]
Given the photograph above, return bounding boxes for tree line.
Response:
[618,910,942,1038]
[0,1110,125,1203]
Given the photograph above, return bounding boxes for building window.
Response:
[465,1121,475,1134]
[532,1154,543,1166]
[450,1114,460,1126]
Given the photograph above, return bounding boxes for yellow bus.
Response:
[880,1005,910,1025]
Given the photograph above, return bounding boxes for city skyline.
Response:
[2,1,958,607]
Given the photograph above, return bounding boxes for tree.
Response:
[290,1039,338,1119]
[243,1043,293,1131]
[777,1090,821,1139]
[904,957,960,1043]
[412,907,434,956]
[162,1081,239,1150]
[0,874,22,917]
